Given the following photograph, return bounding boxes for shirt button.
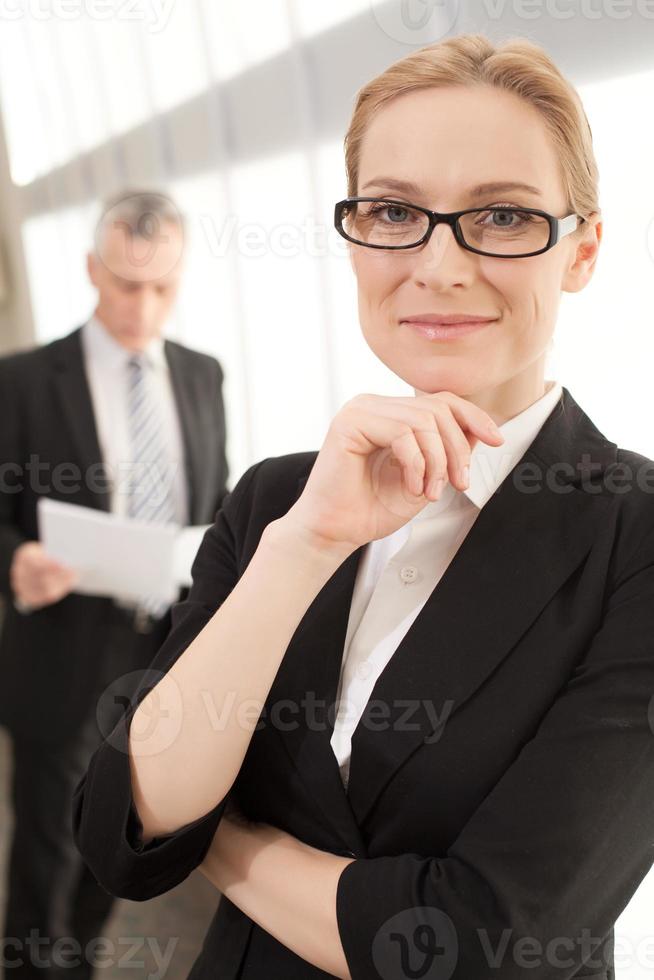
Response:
[399,564,418,584]
[357,660,372,679]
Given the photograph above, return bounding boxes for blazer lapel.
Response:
[266,540,368,855]
[268,386,617,850]
[164,341,202,525]
[51,327,110,512]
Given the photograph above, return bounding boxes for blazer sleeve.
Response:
[0,358,28,597]
[335,519,654,980]
[71,457,266,901]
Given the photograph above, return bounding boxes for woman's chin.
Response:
[401,368,476,398]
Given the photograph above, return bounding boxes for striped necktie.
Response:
[126,352,177,619]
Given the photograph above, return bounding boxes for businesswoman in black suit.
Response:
[73,33,654,980]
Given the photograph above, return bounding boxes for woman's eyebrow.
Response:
[360,177,543,200]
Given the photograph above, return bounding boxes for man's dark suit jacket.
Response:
[72,387,654,980]
[0,324,229,744]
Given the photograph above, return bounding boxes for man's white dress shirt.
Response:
[330,379,563,790]
[80,315,189,526]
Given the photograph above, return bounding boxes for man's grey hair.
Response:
[93,189,185,254]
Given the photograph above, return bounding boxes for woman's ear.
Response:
[561,211,602,294]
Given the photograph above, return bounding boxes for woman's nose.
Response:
[410,224,477,289]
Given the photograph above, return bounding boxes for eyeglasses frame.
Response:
[334,196,585,259]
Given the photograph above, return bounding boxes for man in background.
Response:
[0,189,229,979]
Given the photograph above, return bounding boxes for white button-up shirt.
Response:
[330,379,563,790]
[80,314,189,525]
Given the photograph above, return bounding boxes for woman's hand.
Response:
[198,797,258,892]
[200,810,306,895]
[199,815,355,977]
[284,391,505,551]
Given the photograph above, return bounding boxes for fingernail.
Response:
[461,465,469,487]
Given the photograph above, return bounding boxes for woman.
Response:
[73,33,654,980]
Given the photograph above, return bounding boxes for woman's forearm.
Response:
[200,818,355,979]
[129,516,354,840]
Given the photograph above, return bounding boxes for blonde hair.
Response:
[344,33,599,225]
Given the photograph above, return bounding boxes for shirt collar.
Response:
[465,380,563,509]
[413,380,563,518]
[82,314,166,370]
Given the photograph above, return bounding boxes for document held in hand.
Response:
[37,497,210,604]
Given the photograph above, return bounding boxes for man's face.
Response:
[87,220,184,351]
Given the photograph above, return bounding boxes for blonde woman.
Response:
[74,34,654,980]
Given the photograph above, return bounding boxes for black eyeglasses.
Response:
[334,197,585,258]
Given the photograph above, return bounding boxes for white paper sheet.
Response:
[174,524,211,587]
[37,498,208,603]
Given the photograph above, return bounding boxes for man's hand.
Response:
[9,541,79,610]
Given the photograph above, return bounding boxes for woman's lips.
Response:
[400,317,498,340]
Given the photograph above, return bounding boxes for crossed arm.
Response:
[199,810,355,979]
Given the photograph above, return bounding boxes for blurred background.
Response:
[0,1,652,978]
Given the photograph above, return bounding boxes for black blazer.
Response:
[0,324,229,743]
[72,387,654,980]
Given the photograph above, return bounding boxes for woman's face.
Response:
[350,84,601,415]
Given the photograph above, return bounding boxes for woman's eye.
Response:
[389,206,409,221]
[477,205,531,226]
[492,210,518,224]
[368,205,410,222]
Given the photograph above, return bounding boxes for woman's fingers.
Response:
[410,424,448,498]
[425,401,477,491]
[339,405,432,498]
[344,399,442,497]
[385,391,503,447]
[389,427,429,497]
[348,393,504,498]
[406,403,476,496]
[424,391,504,446]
